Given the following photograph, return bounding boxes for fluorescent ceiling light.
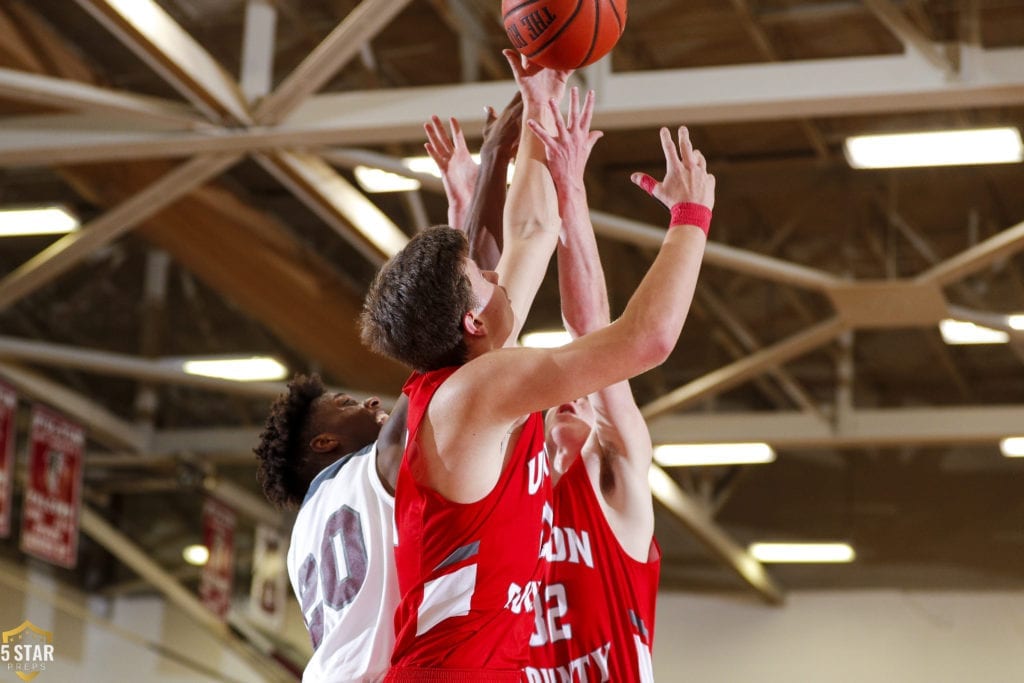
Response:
[181,356,288,382]
[844,127,1023,169]
[182,544,209,566]
[939,319,1009,345]
[354,166,422,193]
[1000,437,1024,458]
[1008,314,1024,331]
[653,442,776,467]
[404,155,515,184]
[749,542,856,563]
[521,329,572,348]
[0,205,80,237]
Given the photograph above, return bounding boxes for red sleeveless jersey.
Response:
[388,368,552,680]
[527,457,661,683]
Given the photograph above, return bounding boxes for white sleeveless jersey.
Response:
[287,443,399,682]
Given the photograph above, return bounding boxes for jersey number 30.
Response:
[296,505,368,649]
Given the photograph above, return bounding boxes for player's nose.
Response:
[363,397,381,410]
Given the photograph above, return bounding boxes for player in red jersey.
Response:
[363,51,569,682]
[523,90,713,682]
[253,96,521,683]
[361,60,715,681]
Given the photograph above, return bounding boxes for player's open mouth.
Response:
[556,404,576,416]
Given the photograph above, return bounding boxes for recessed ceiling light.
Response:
[938,319,1009,345]
[749,542,856,563]
[353,166,422,193]
[654,443,776,467]
[1000,437,1024,458]
[0,205,80,237]
[178,356,288,382]
[844,127,1023,169]
[182,544,209,566]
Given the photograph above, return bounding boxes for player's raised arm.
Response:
[495,51,570,341]
[535,88,655,504]
[464,124,714,424]
[463,93,522,269]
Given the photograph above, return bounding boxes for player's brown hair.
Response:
[360,226,475,372]
[253,373,324,510]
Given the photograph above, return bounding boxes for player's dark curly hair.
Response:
[360,226,475,372]
[253,373,325,510]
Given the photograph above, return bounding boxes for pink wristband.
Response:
[669,202,712,236]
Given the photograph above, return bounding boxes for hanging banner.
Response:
[0,382,16,538]
[248,524,288,631]
[19,406,85,568]
[199,497,236,619]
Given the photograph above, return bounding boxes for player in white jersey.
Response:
[255,374,405,682]
[287,440,400,681]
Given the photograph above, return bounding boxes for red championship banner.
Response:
[0,382,17,538]
[248,524,288,631]
[19,406,85,568]
[199,497,236,619]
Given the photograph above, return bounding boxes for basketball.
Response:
[502,0,628,70]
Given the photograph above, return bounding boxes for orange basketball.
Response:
[502,0,628,70]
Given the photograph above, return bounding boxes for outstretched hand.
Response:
[424,114,478,225]
[502,49,571,109]
[631,126,716,211]
[481,92,523,161]
[526,87,603,193]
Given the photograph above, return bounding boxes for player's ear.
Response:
[463,310,486,337]
[309,433,340,453]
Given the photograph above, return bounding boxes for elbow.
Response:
[626,329,675,375]
[641,333,676,370]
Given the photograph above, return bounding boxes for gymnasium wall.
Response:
[653,589,1024,683]
[4,555,1024,682]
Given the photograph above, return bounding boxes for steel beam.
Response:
[915,219,1024,287]
[75,0,252,123]
[647,404,1024,448]
[240,0,277,103]
[253,0,415,124]
[0,335,288,397]
[0,153,241,312]
[0,362,146,452]
[642,318,847,419]
[254,151,409,263]
[649,465,784,604]
[0,67,206,126]
[861,0,956,76]
[3,46,1024,167]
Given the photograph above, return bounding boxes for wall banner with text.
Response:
[0,382,17,538]
[199,497,236,619]
[20,406,85,569]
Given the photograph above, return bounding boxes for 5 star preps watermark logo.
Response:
[1,622,54,681]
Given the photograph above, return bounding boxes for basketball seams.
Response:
[501,0,547,22]
[518,0,587,61]
[503,0,625,69]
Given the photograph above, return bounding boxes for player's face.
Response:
[545,397,596,458]
[463,258,513,345]
[313,392,388,451]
